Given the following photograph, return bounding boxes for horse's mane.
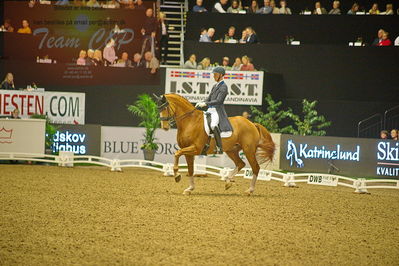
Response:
[164,94,195,111]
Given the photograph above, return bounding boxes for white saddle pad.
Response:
[203,113,233,138]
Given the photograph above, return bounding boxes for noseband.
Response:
[158,98,195,126]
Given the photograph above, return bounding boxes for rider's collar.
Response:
[216,79,224,87]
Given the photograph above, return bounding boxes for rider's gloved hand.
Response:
[195,102,207,108]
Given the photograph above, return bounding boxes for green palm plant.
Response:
[127,94,160,150]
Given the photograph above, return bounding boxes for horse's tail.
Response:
[253,123,275,165]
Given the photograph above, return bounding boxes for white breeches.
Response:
[207,108,219,130]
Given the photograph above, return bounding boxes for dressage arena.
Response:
[1,165,398,265]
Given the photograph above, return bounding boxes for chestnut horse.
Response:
[157,94,275,195]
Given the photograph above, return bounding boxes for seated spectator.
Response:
[197,57,211,70]
[76,50,87,65]
[199,28,215,42]
[184,54,197,69]
[103,39,117,65]
[55,0,69,5]
[239,30,248,43]
[132,53,145,68]
[10,109,21,119]
[223,26,237,43]
[125,0,135,9]
[213,0,228,13]
[144,51,159,74]
[117,52,132,67]
[17,20,32,34]
[372,29,385,46]
[245,27,259,44]
[368,3,379,14]
[227,0,242,13]
[86,0,101,7]
[193,0,207,12]
[135,0,146,11]
[328,1,341,15]
[86,49,95,66]
[73,0,86,7]
[381,4,394,15]
[93,50,104,66]
[231,57,242,70]
[380,130,389,139]
[391,129,399,140]
[1,19,14,32]
[395,36,399,46]
[0,73,15,90]
[105,0,120,8]
[257,0,272,14]
[247,0,259,13]
[221,57,231,70]
[378,32,392,46]
[270,0,279,14]
[313,2,327,14]
[279,0,292,14]
[240,55,255,71]
[347,3,359,15]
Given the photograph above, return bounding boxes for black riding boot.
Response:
[212,127,223,154]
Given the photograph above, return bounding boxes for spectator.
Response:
[117,52,132,67]
[227,0,242,13]
[55,0,69,5]
[247,0,259,14]
[391,129,399,140]
[246,27,259,43]
[347,3,359,15]
[10,109,21,119]
[0,73,15,90]
[395,36,399,46]
[125,0,135,9]
[381,4,394,15]
[144,51,159,74]
[279,0,292,14]
[369,3,379,14]
[242,111,251,119]
[103,39,117,65]
[313,2,327,14]
[17,20,32,34]
[378,32,392,46]
[86,0,101,7]
[239,30,248,43]
[141,8,158,54]
[372,29,385,46]
[223,26,237,43]
[184,54,197,69]
[231,57,242,70]
[1,19,14,32]
[93,49,104,66]
[221,57,231,70]
[270,0,280,14]
[213,0,228,13]
[380,130,389,139]
[132,53,145,68]
[73,0,86,7]
[197,57,211,70]
[328,1,341,15]
[76,50,87,65]
[105,0,120,8]
[159,12,169,64]
[199,28,215,42]
[193,0,207,12]
[257,0,272,14]
[135,0,146,11]
[86,49,95,66]
[240,55,255,71]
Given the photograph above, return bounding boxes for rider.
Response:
[195,67,233,154]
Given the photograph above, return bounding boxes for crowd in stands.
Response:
[193,0,399,15]
[183,54,256,71]
[380,129,399,140]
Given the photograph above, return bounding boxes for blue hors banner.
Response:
[280,135,399,179]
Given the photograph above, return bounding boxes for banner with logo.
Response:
[0,90,85,124]
[165,68,264,105]
[280,134,399,179]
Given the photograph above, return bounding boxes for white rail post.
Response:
[283,172,297,187]
[58,151,74,167]
[163,163,174,176]
[110,159,122,172]
[354,178,369,194]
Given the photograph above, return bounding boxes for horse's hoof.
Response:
[174,174,181,183]
[183,189,191,195]
[244,189,253,196]
[225,181,233,190]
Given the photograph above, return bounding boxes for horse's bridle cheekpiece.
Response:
[154,94,196,127]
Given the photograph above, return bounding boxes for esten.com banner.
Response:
[165,68,264,105]
[0,90,85,124]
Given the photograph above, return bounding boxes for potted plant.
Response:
[127,94,160,161]
[30,114,58,154]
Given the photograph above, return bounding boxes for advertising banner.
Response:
[280,134,399,179]
[165,68,264,106]
[0,90,85,124]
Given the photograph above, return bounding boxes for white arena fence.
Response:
[1,152,399,194]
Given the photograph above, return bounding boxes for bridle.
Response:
[158,98,196,127]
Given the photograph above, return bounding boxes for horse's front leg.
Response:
[173,145,198,183]
[183,155,195,195]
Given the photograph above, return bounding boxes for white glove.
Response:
[195,102,207,108]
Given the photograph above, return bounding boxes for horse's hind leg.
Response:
[225,149,245,190]
[183,155,195,195]
[243,147,260,195]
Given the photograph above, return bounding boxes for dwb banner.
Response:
[165,68,264,105]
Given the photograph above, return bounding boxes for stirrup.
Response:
[214,147,223,154]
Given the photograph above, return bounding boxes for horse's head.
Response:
[154,94,173,131]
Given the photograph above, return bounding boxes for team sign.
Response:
[0,90,85,124]
[165,68,264,105]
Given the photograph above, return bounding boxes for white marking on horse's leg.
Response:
[184,175,195,192]
[225,167,239,190]
[245,174,258,195]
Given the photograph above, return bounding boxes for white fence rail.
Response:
[1,152,398,194]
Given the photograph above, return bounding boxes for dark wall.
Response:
[186,12,399,45]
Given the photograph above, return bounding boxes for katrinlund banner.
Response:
[164,68,264,105]
[0,90,85,124]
